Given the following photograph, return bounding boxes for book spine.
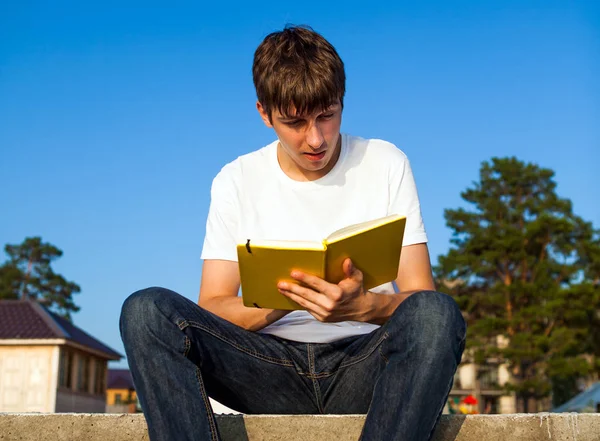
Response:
[322,242,328,282]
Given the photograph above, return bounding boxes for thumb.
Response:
[343,258,360,280]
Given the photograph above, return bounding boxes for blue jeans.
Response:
[119,288,466,441]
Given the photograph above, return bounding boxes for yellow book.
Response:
[237,214,406,310]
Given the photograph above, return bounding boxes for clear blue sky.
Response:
[1,1,598,368]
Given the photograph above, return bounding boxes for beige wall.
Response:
[0,346,58,412]
[0,343,110,413]
[458,363,476,390]
[498,363,511,386]
[499,395,517,413]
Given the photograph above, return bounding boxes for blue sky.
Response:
[1,1,598,368]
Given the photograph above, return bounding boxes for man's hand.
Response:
[277,258,372,322]
[277,243,435,325]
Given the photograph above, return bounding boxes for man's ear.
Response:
[256,101,273,128]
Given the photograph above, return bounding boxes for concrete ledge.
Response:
[0,412,598,440]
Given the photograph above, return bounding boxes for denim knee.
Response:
[387,290,466,352]
[119,287,173,340]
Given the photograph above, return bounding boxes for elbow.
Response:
[197,296,219,316]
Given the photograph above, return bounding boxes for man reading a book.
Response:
[120,25,466,441]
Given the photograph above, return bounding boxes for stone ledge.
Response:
[0,412,598,441]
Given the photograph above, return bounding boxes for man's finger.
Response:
[278,287,329,317]
[343,258,363,282]
[278,281,324,305]
[290,270,331,292]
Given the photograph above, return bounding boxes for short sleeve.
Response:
[200,165,240,262]
[388,150,428,246]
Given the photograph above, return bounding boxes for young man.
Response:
[120,25,466,441]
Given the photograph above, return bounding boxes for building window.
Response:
[115,393,122,404]
[77,355,90,393]
[59,348,74,389]
[479,365,499,390]
[483,396,499,414]
[94,360,106,395]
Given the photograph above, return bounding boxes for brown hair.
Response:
[252,25,346,121]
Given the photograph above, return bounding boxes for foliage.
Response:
[0,237,81,320]
[436,157,600,411]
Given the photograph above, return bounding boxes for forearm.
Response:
[199,296,290,332]
[361,290,423,325]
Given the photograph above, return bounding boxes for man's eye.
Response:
[286,120,303,127]
[319,113,334,119]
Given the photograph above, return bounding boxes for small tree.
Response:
[437,157,600,412]
[0,237,81,320]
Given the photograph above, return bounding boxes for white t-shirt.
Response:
[201,134,428,343]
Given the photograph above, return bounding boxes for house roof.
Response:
[0,300,122,360]
[107,369,135,390]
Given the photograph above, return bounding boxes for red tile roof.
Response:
[0,300,59,339]
[0,300,122,360]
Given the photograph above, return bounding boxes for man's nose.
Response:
[306,122,324,150]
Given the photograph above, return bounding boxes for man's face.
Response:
[257,101,342,181]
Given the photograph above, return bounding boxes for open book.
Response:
[237,214,406,310]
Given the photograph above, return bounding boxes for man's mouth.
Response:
[304,151,326,161]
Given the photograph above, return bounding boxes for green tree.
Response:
[0,237,81,320]
[436,157,600,412]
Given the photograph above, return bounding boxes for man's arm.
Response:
[277,243,435,325]
[198,260,290,332]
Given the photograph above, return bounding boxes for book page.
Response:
[325,214,404,244]
[243,239,325,251]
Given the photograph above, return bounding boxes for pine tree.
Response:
[0,237,81,320]
[437,157,600,411]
